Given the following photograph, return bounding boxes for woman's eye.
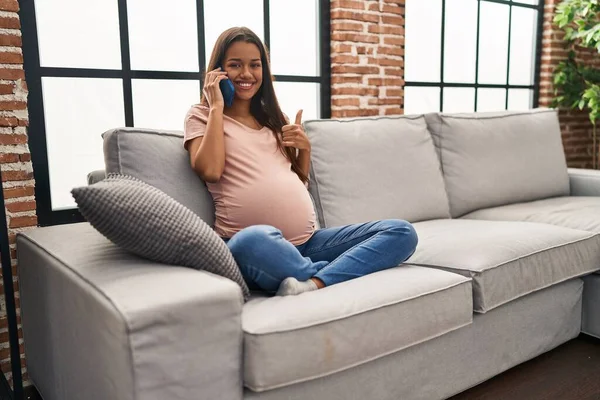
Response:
[252,64,261,68]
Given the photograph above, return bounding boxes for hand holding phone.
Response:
[202,67,230,109]
[219,76,235,108]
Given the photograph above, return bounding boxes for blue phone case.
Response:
[219,78,235,107]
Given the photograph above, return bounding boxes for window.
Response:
[404,0,544,114]
[21,0,331,226]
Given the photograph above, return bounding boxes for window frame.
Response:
[20,0,331,226]
[404,0,545,113]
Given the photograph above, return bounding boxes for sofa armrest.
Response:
[568,168,600,196]
[87,169,106,185]
[17,223,243,400]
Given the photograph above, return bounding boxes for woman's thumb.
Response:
[295,109,303,125]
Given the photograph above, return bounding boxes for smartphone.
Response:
[219,66,235,107]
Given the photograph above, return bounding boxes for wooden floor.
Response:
[23,335,600,400]
[450,334,600,400]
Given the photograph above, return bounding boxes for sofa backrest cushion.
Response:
[103,128,216,226]
[424,108,570,217]
[304,115,450,228]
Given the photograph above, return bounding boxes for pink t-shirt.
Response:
[183,104,316,245]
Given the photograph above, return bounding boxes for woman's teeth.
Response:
[237,82,253,89]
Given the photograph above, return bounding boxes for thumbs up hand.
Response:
[282,110,311,151]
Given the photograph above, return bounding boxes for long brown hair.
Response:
[203,27,308,183]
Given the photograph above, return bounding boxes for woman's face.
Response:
[223,41,264,102]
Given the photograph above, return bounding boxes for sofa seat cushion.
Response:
[462,196,600,233]
[242,266,472,392]
[408,219,600,313]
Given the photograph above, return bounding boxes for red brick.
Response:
[332,43,354,54]
[2,170,33,182]
[331,65,380,74]
[332,109,379,118]
[17,119,28,127]
[386,88,404,97]
[3,186,34,199]
[356,46,375,55]
[0,52,23,64]
[0,16,19,29]
[0,84,14,95]
[0,117,19,127]
[368,97,403,106]
[331,10,380,23]
[331,0,364,10]
[383,36,405,46]
[331,75,364,84]
[367,24,384,34]
[0,134,27,144]
[0,348,9,361]
[19,153,31,162]
[384,0,405,4]
[332,21,364,32]
[382,15,404,25]
[0,0,18,12]
[0,101,26,111]
[368,77,404,86]
[331,55,360,64]
[378,46,404,57]
[334,87,379,96]
[6,201,36,213]
[385,107,404,115]
[0,153,18,163]
[384,67,403,76]
[382,4,404,14]
[0,68,25,80]
[368,24,404,35]
[368,57,404,67]
[331,32,379,44]
[9,215,37,228]
[332,98,361,107]
[0,33,21,47]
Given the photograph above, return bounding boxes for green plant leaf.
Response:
[552,0,600,124]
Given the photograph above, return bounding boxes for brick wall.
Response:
[330,0,405,118]
[539,0,600,168]
[0,0,34,386]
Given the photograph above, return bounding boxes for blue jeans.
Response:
[226,219,418,292]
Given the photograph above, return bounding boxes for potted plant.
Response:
[552,0,600,168]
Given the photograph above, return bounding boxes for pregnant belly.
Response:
[218,177,316,244]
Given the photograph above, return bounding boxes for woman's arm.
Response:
[186,68,228,183]
[187,107,226,183]
[296,148,311,181]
